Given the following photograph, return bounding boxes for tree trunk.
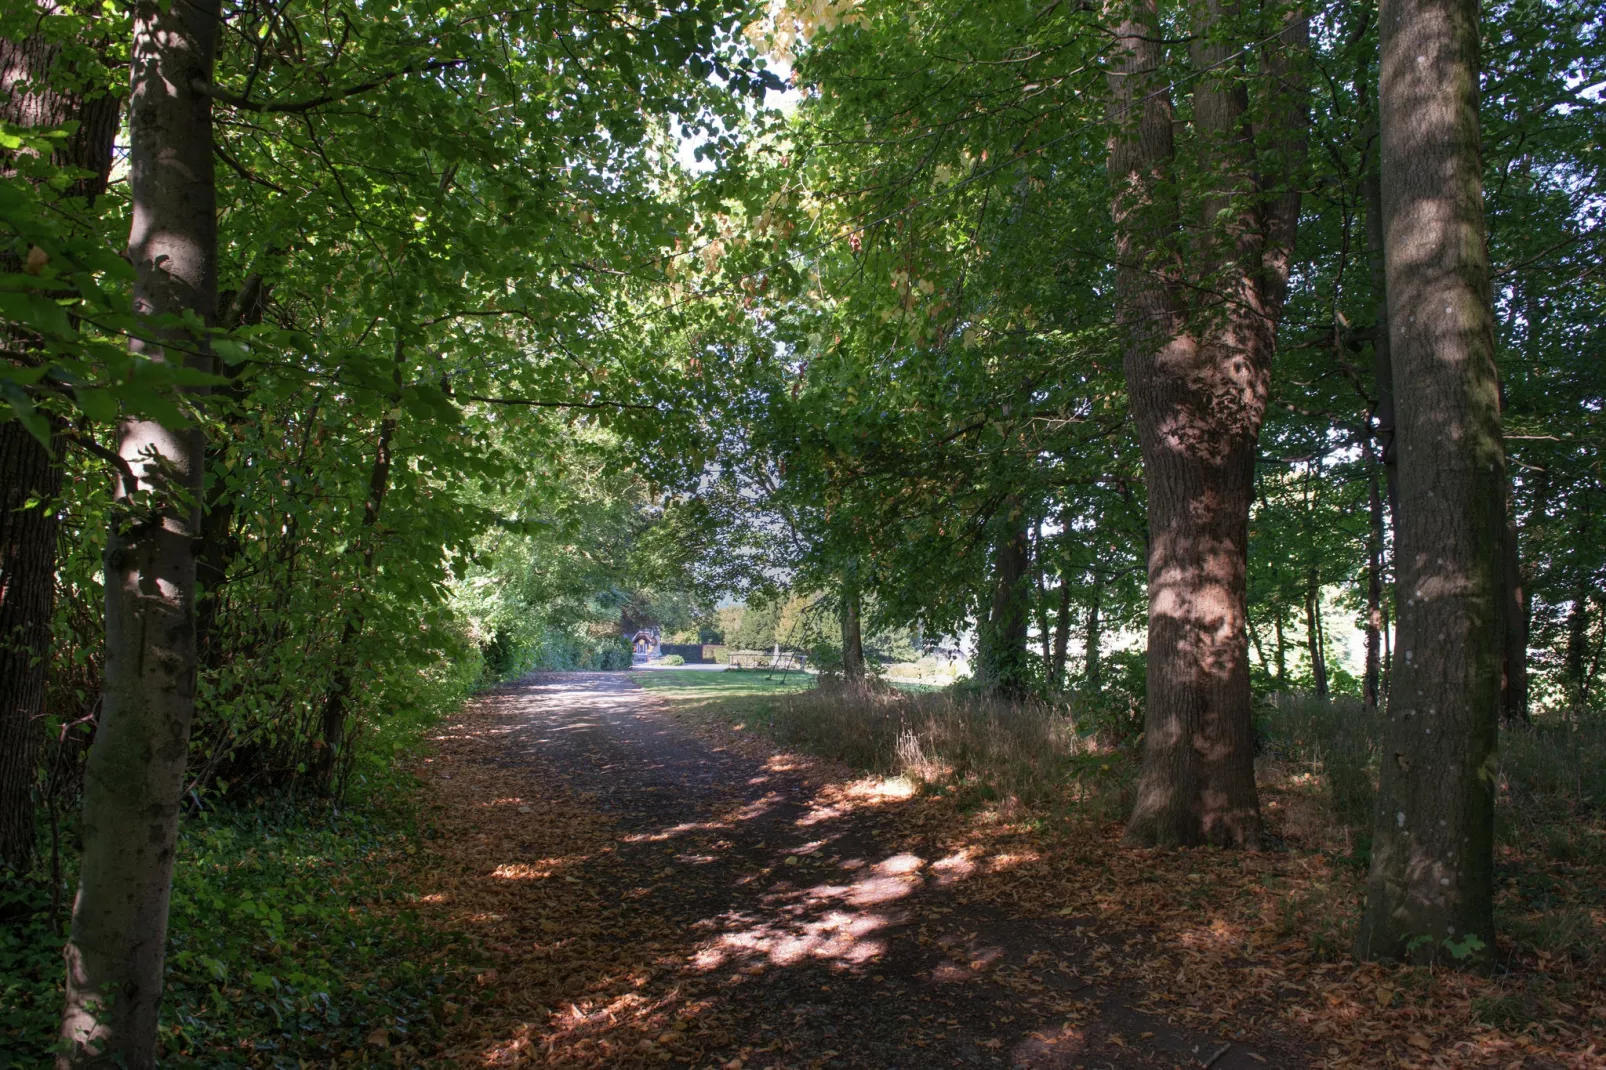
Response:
[1358,0,1502,969]
[315,336,402,790]
[1306,567,1329,698]
[1364,456,1386,712]
[1499,499,1528,725]
[59,0,219,1062]
[1565,520,1589,710]
[840,582,866,684]
[0,422,61,871]
[1360,87,1401,525]
[1084,578,1102,692]
[1034,522,1052,674]
[1273,605,1288,689]
[1107,0,1306,847]
[195,273,267,669]
[1051,580,1071,692]
[0,1,122,874]
[1248,612,1269,678]
[980,505,1031,699]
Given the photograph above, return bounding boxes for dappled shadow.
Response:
[419,671,1297,1069]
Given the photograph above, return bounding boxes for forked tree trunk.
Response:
[0,2,121,873]
[1358,0,1502,969]
[59,0,220,1062]
[840,583,866,684]
[1107,0,1305,847]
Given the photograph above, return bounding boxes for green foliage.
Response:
[660,653,686,665]
[2,779,463,1068]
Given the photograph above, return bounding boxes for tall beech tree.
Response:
[1107,0,1307,847]
[58,0,219,1062]
[1358,0,1503,967]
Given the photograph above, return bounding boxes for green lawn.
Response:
[632,667,815,701]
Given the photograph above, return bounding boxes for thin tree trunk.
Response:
[315,333,403,789]
[1359,80,1400,525]
[1108,0,1306,847]
[1364,456,1386,712]
[1084,578,1103,692]
[1500,497,1528,724]
[195,274,267,669]
[1034,521,1052,674]
[1051,580,1072,692]
[59,0,219,1061]
[1248,612,1269,678]
[1273,604,1288,689]
[1565,517,1589,710]
[981,504,1031,699]
[1359,0,1502,969]
[1306,566,1329,698]
[840,582,866,684]
[0,1,121,874]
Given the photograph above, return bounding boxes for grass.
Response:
[631,666,815,701]
[657,677,1136,821]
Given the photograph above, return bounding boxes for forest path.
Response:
[421,672,1301,1069]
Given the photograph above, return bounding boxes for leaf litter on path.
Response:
[407,673,1601,1069]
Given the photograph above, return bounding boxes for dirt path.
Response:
[420,673,1306,1069]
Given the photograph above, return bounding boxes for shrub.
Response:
[660,654,685,666]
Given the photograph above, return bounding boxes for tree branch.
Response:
[196,59,466,114]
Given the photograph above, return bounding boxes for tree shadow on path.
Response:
[420,672,1307,1069]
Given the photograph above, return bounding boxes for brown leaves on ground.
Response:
[407,681,1604,1069]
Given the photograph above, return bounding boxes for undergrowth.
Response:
[1,702,468,1068]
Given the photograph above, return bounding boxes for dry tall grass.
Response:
[751,681,1133,819]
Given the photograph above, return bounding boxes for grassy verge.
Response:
[1,720,468,1067]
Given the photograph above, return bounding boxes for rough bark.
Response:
[0,0,121,873]
[1107,0,1306,847]
[0,422,61,870]
[1358,0,1502,969]
[840,582,866,684]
